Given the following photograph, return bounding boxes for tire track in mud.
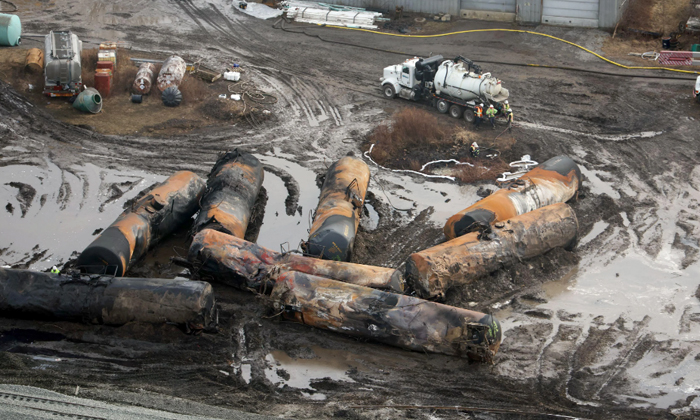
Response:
[172,0,342,127]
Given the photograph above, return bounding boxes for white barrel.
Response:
[434,60,509,103]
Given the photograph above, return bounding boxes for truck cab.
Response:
[695,76,700,103]
[380,57,421,99]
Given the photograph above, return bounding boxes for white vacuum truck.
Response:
[380,55,509,122]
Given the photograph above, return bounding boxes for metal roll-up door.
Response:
[542,0,598,27]
[461,0,516,13]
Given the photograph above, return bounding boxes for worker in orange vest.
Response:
[474,103,484,130]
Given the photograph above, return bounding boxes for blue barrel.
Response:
[0,13,21,46]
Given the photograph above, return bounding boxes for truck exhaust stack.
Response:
[76,171,206,276]
[192,150,264,238]
[270,271,502,362]
[0,268,216,330]
[303,156,370,261]
[188,229,404,292]
[407,203,579,299]
[444,155,581,240]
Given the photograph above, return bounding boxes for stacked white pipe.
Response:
[284,6,382,29]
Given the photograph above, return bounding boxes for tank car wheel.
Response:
[463,109,475,123]
[449,105,463,119]
[436,99,449,114]
[383,84,396,99]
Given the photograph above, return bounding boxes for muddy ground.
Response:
[1,0,700,418]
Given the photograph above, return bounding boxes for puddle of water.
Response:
[264,346,360,390]
[578,220,609,246]
[255,155,320,252]
[542,266,579,300]
[579,165,619,199]
[0,161,163,270]
[363,203,379,230]
[240,364,251,384]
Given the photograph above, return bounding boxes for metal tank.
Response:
[303,156,370,261]
[192,150,264,238]
[76,171,206,276]
[157,55,186,91]
[0,268,217,330]
[434,57,509,103]
[270,271,502,363]
[444,155,581,240]
[408,203,578,300]
[43,30,82,97]
[0,13,21,46]
[132,62,156,94]
[188,228,404,292]
[24,48,43,74]
[72,87,102,113]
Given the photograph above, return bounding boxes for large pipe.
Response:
[0,268,216,330]
[76,171,206,276]
[270,271,502,362]
[192,150,264,238]
[444,155,581,240]
[408,203,578,299]
[188,228,404,292]
[302,156,370,261]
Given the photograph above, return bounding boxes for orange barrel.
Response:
[157,55,186,91]
[132,62,156,95]
[24,48,43,74]
[444,155,581,240]
[94,69,112,97]
[76,171,206,276]
[99,42,116,50]
[188,228,404,292]
[271,271,502,362]
[96,60,114,71]
[408,203,578,299]
[193,150,264,238]
[302,156,370,261]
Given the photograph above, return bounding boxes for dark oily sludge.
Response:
[0,268,217,331]
[270,271,502,362]
[303,156,370,261]
[444,155,581,239]
[76,171,206,276]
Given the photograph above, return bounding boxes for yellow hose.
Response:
[324,25,700,75]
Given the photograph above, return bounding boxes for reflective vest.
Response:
[51,267,60,274]
[507,111,514,122]
[475,107,483,117]
[486,107,497,117]
[503,103,510,112]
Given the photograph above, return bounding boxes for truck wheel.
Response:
[449,105,463,119]
[436,99,449,114]
[463,110,475,123]
[383,84,396,99]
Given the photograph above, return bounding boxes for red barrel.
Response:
[95,69,112,97]
[96,61,114,71]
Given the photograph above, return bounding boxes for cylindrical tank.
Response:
[270,271,502,362]
[0,268,217,329]
[24,48,43,74]
[434,59,509,102]
[193,150,264,238]
[408,203,578,299]
[188,228,404,292]
[72,88,103,114]
[157,55,186,91]
[444,155,581,240]
[303,156,370,262]
[133,62,156,94]
[0,13,21,46]
[76,171,206,276]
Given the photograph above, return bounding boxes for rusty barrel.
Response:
[408,203,578,299]
[24,47,43,74]
[303,156,370,261]
[133,62,156,95]
[188,228,404,292]
[193,150,264,238]
[0,268,216,329]
[76,171,206,276]
[271,271,502,362]
[444,155,581,240]
[157,55,186,92]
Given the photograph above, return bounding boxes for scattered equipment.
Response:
[0,13,20,46]
[161,86,183,107]
[43,30,83,97]
[72,87,102,114]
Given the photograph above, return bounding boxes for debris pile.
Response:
[280,1,384,29]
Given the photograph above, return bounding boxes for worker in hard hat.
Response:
[470,142,480,158]
[51,266,60,274]
[474,103,484,130]
[506,108,514,131]
[502,100,510,113]
[485,104,497,129]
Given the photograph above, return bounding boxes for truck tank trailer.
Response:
[43,30,83,97]
[380,56,509,121]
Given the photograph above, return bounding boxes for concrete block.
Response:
[460,9,515,23]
